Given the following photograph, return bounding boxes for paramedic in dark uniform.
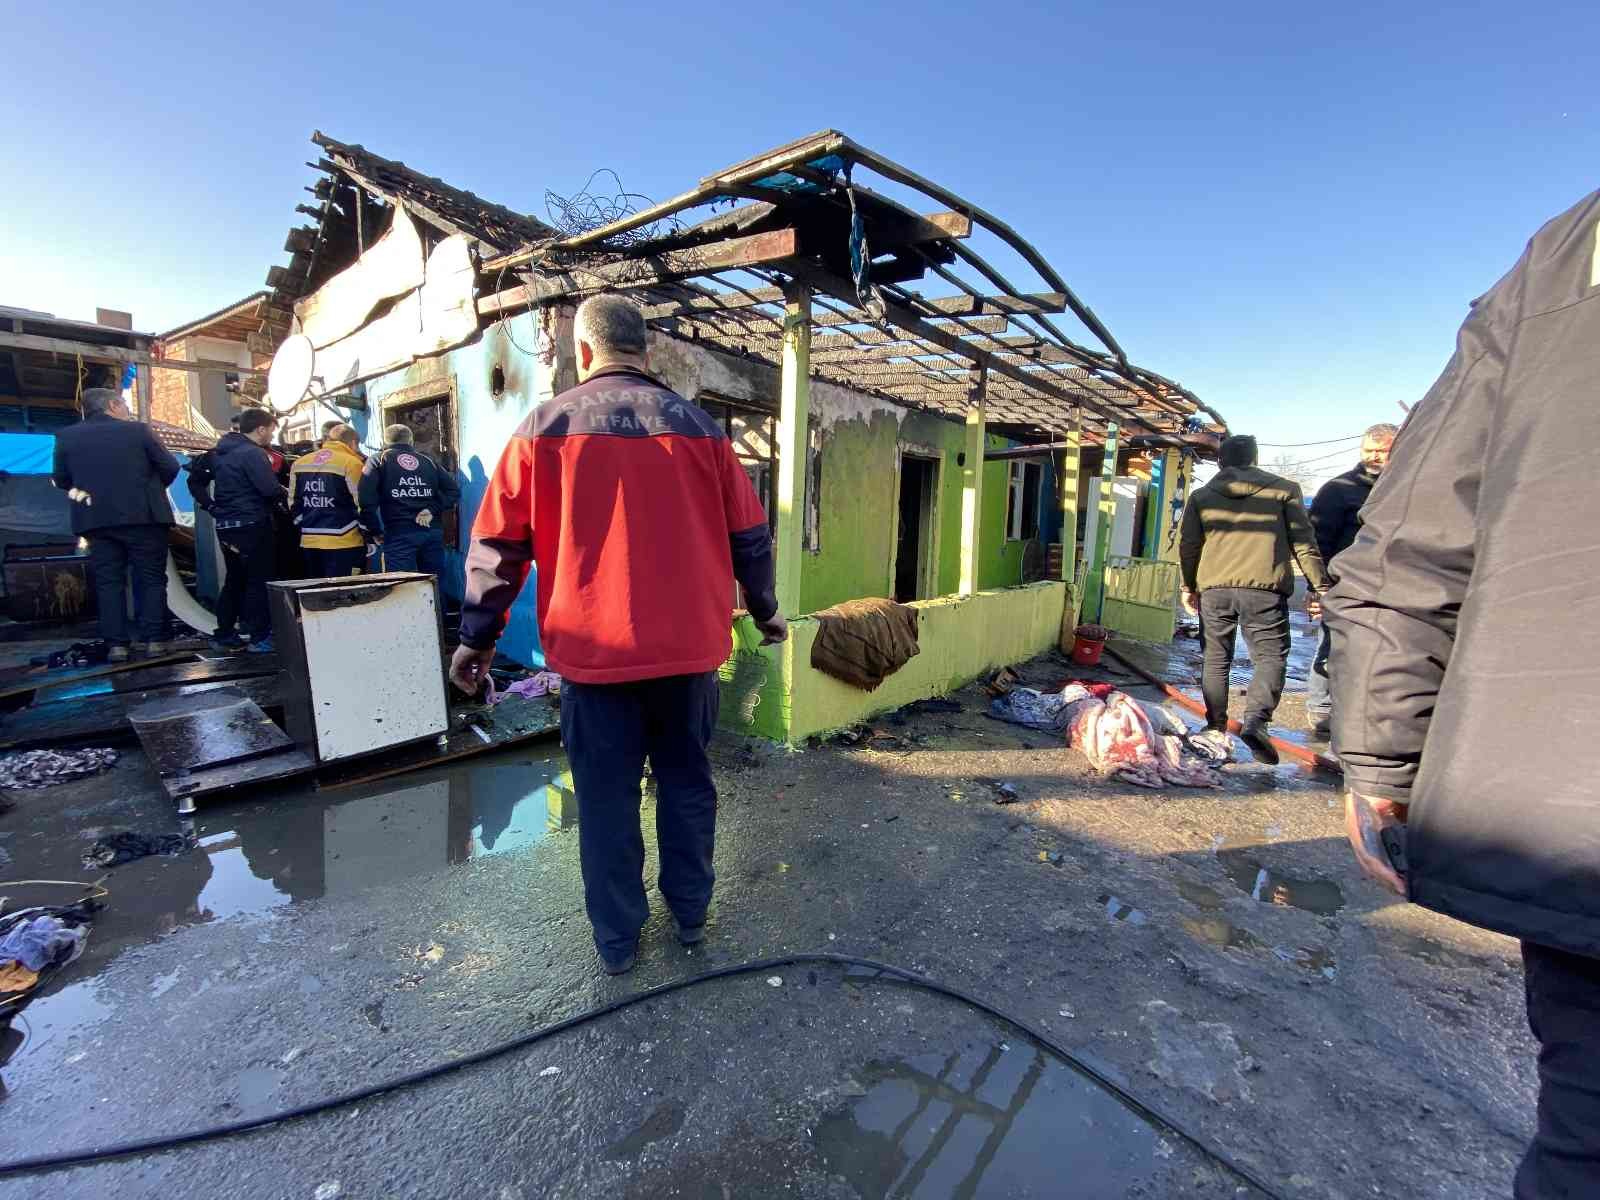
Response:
[359,424,460,575]
[289,423,367,577]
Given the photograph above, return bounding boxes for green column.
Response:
[1059,414,1083,584]
[774,283,811,617]
[1081,422,1119,622]
[957,366,987,596]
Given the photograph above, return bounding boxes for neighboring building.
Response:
[0,305,154,432]
[252,131,1224,741]
[151,291,270,433]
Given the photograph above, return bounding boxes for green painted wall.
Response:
[785,582,1067,741]
[797,410,1026,614]
[980,435,1025,590]
[798,411,899,615]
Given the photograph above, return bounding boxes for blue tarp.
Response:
[0,433,56,477]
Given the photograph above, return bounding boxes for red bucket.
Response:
[1070,625,1108,667]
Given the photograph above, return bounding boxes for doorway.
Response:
[894,454,939,603]
[387,394,458,548]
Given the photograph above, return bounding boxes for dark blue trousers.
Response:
[560,671,721,965]
[383,526,445,575]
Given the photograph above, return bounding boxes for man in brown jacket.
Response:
[1179,434,1330,763]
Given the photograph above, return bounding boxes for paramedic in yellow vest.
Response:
[289,424,368,577]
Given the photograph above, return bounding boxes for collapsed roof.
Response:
[255,130,1223,447]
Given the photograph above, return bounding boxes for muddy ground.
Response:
[0,617,1534,1198]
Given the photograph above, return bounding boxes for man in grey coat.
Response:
[1326,189,1600,1198]
[52,387,181,659]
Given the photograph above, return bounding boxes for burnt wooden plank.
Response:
[110,655,278,694]
[0,696,134,751]
[476,228,801,319]
[318,693,560,791]
[0,652,198,704]
[126,687,294,777]
[166,747,317,804]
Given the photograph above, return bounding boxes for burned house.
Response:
[253,130,1224,742]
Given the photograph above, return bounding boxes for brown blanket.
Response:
[809,598,920,691]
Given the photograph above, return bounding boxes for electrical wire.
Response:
[0,952,1286,1197]
[1255,434,1361,448]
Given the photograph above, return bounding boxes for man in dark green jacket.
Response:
[1179,435,1330,762]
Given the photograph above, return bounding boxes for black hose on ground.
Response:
[0,952,1287,1197]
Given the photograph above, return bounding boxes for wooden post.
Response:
[773,282,811,617]
[958,366,987,596]
[1081,422,1119,622]
[1059,411,1083,584]
[136,364,153,424]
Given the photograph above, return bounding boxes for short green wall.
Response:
[782,581,1067,742]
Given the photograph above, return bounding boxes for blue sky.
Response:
[3,1,1595,481]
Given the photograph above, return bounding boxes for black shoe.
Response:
[601,949,638,976]
[1239,720,1280,765]
[210,633,245,653]
[675,921,706,946]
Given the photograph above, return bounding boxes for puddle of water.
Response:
[814,1042,1231,1198]
[1216,850,1344,916]
[0,745,577,1078]
[1182,915,1263,953]
[1274,945,1338,979]
[1096,895,1148,926]
[1379,930,1497,971]
[1176,881,1225,911]
[605,1100,686,1160]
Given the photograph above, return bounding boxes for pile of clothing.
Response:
[82,830,195,870]
[0,899,99,1028]
[486,670,562,705]
[810,598,920,692]
[35,641,111,670]
[990,682,1222,789]
[0,748,118,790]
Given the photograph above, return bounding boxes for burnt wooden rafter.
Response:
[261,128,1220,442]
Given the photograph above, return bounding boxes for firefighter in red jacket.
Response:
[450,295,786,975]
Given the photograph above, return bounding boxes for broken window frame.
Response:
[1006,460,1044,542]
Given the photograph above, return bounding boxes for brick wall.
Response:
[151,337,193,426]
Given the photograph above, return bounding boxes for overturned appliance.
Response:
[269,572,450,764]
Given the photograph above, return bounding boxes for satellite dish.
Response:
[267,334,315,414]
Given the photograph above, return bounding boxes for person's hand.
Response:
[1181,590,1200,616]
[1305,592,1324,621]
[755,612,788,646]
[1344,790,1408,897]
[415,509,434,528]
[449,645,495,696]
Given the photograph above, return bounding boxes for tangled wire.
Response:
[544,169,682,247]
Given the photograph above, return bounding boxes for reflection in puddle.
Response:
[814,1042,1235,1198]
[1176,881,1225,911]
[1182,915,1262,952]
[1179,878,1337,976]
[1274,945,1338,979]
[1216,850,1344,915]
[1378,930,1497,971]
[1097,895,1148,926]
[3,748,576,1077]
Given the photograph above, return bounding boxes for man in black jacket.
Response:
[51,388,181,660]
[1326,190,1600,1199]
[1304,423,1397,736]
[201,409,281,652]
[358,424,460,575]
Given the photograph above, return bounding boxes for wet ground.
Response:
[0,619,1536,1198]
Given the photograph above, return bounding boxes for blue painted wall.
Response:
[362,312,562,668]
